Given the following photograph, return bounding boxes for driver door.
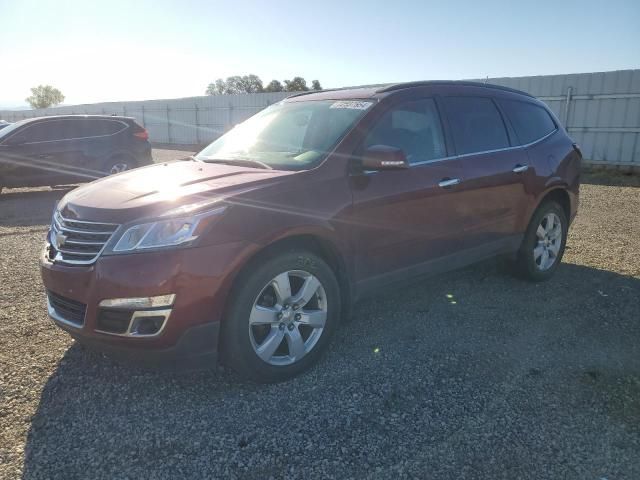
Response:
[348,97,469,288]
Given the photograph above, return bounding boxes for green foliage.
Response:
[264,80,284,92]
[206,74,264,94]
[206,75,323,95]
[284,77,308,92]
[25,85,65,109]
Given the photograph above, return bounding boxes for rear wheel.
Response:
[515,201,568,281]
[222,250,341,383]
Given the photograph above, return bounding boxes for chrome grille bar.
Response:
[49,212,120,265]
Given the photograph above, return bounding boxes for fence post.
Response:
[228,102,234,131]
[141,105,146,127]
[123,105,127,117]
[166,104,171,143]
[563,86,573,128]
[194,104,200,145]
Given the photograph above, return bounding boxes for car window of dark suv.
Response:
[442,96,510,155]
[8,121,67,144]
[81,119,127,137]
[499,99,557,145]
[363,98,446,164]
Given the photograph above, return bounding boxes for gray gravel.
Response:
[1,152,639,479]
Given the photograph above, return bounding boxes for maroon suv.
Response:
[41,82,580,382]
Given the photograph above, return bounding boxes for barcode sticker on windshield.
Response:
[330,101,373,110]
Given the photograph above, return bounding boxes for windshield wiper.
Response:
[199,157,273,170]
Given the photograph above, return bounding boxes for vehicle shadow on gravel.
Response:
[0,188,73,227]
[22,262,640,479]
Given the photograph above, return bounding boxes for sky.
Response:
[0,0,638,108]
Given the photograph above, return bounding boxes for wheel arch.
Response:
[219,232,353,335]
[533,187,571,223]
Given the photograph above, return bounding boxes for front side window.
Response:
[500,99,556,145]
[363,98,446,164]
[7,121,65,143]
[443,96,510,155]
[196,100,373,170]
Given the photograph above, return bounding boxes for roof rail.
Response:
[285,83,390,99]
[376,81,534,98]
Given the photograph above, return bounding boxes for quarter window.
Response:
[500,99,556,145]
[363,98,446,164]
[442,96,510,155]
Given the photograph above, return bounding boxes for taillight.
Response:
[133,129,149,141]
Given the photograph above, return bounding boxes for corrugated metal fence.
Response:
[1,69,639,166]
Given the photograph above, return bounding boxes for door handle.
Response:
[36,154,53,160]
[512,164,529,173]
[438,178,461,188]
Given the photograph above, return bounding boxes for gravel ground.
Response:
[1,150,639,479]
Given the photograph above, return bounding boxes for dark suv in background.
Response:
[0,115,152,192]
[40,82,581,382]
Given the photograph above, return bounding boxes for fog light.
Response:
[99,294,176,309]
[130,315,166,335]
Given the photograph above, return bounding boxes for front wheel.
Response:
[515,200,568,281]
[222,250,341,383]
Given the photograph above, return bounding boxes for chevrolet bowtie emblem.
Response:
[55,232,67,247]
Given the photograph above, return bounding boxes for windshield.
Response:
[195,99,373,170]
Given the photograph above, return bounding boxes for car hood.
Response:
[58,160,296,223]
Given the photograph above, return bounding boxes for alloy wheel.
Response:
[249,270,327,366]
[533,212,562,271]
[109,163,129,174]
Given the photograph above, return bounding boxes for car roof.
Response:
[285,80,534,102]
[14,114,134,124]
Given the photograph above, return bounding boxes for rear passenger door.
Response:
[439,96,531,249]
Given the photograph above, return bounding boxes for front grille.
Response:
[47,290,87,326]
[49,212,119,265]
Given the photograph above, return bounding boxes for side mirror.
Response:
[361,145,409,171]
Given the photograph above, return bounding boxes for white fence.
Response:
[2,69,639,166]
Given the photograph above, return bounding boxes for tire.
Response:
[515,200,568,281]
[103,155,136,175]
[222,250,341,383]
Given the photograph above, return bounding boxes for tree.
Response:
[284,77,309,92]
[311,80,322,90]
[206,74,264,95]
[264,80,284,92]
[206,79,227,95]
[25,85,65,109]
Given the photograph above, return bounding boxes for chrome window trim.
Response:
[408,128,558,167]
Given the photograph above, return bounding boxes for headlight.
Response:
[110,206,226,253]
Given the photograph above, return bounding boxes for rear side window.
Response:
[82,119,127,137]
[364,98,446,164]
[442,96,509,155]
[500,99,556,145]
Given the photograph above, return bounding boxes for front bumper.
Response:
[40,240,254,365]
